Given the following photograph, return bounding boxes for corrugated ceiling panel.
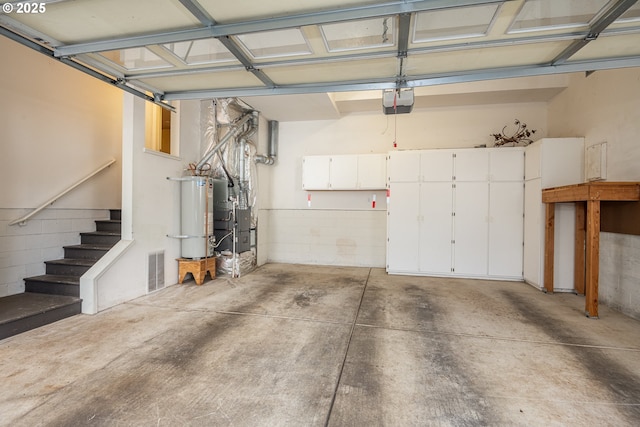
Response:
[569,33,640,61]
[405,41,572,76]
[263,57,398,85]
[198,0,385,23]
[136,70,263,92]
[9,0,201,44]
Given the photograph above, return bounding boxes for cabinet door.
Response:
[420,150,454,182]
[524,142,541,181]
[490,148,524,182]
[419,182,454,274]
[358,154,387,189]
[523,179,542,286]
[387,182,420,272]
[453,182,489,276]
[388,151,420,182]
[329,155,358,189]
[302,156,331,189]
[488,182,524,277]
[454,150,489,182]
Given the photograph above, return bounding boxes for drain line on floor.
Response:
[324,267,371,427]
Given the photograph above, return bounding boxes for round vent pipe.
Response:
[256,120,278,165]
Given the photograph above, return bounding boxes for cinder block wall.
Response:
[0,209,109,297]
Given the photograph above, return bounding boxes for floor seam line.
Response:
[324,268,372,427]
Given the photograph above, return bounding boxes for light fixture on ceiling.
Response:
[382,88,414,115]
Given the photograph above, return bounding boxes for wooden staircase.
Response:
[0,210,121,340]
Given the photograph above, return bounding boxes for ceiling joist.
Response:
[53,0,506,57]
[551,0,638,65]
[161,54,640,101]
[3,0,640,104]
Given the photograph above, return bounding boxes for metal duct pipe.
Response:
[238,138,247,209]
[196,112,253,171]
[268,120,278,158]
[237,111,259,209]
[255,119,278,165]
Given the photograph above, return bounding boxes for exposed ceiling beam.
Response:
[161,55,640,100]
[54,0,507,57]
[176,0,275,88]
[397,13,412,58]
[206,0,507,35]
[396,13,412,83]
[551,0,638,65]
[124,30,586,82]
[0,14,61,46]
[218,36,275,87]
[177,0,214,26]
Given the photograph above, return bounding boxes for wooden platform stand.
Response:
[542,182,640,318]
[177,257,216,285]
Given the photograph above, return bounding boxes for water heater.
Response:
[180,176,214,258]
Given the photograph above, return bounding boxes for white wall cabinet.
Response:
[302,155,331,190]
[358,154,387,189]
[454,181,490,276]
[387,148,524,280]
[419,181,454,274]
[387,182,421,271]
[302,154,386,190]
[329,155,358,189]
[523,138,584,291]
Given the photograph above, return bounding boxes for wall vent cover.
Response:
[148,251,165,292]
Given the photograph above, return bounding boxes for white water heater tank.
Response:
[181,176,214,259]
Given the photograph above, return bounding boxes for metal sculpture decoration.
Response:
[492,119,536,146]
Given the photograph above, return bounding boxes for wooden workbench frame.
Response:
[541,182,640,317]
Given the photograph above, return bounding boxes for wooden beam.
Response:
[588,182,640,201]
[574,202,586,295]
[544,203,555,293]
[541,181,640,318]
[585,200,601,317]
[543,181,640,203]
[542,184,589,203]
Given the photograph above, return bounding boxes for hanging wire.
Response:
[382,18,389,43]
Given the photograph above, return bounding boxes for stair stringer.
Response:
[80,239,135,314]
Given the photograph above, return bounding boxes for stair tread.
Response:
[45,258,97,267]
[80,231,120,235]
[63,244,113,250]
[0,293,81,325]
[95,219,121,223]
[24,274,80,285]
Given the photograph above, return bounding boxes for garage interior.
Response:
[2,0,640,425]
[2,264,640,425]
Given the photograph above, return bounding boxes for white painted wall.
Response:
[547,68,640,320]
[266,103,548,267]
[83,96,202,313]
[0,37,122,210]
[0,37,122,297]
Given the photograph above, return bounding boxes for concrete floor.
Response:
[1,264,640,426]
